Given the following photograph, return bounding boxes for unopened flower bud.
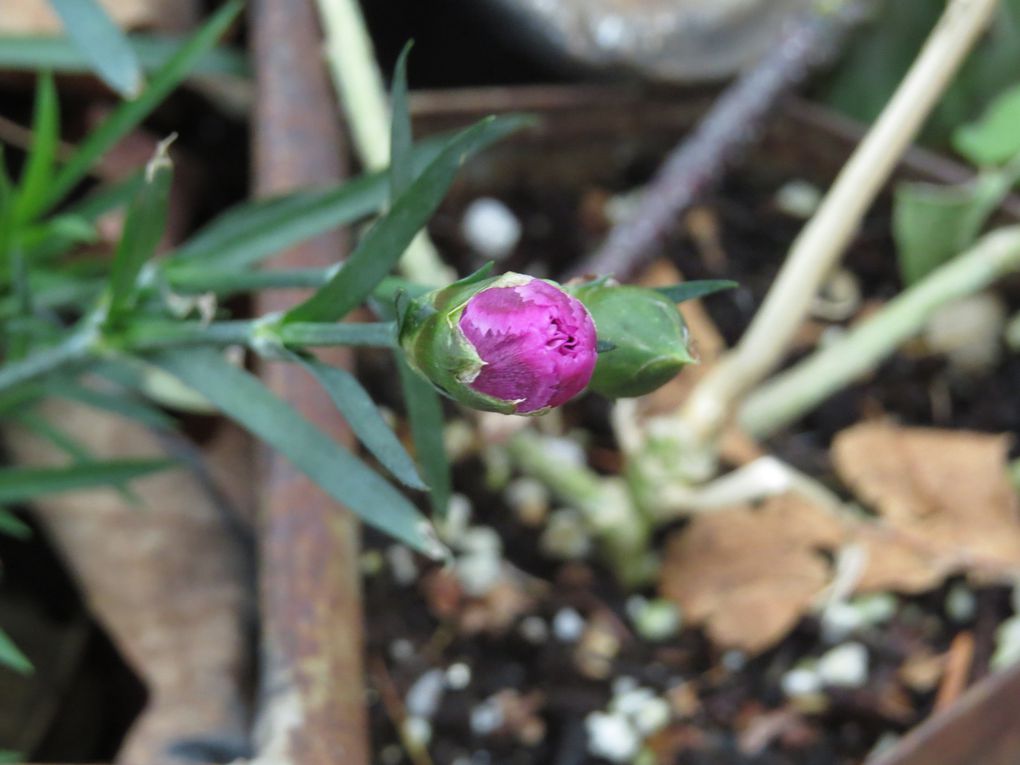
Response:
[570,280,694,398]
[399,272,597,415]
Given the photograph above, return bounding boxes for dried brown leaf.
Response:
[660,494,846,653]
[834,423,1020,592]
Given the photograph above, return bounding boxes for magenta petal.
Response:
[458,277,597,412]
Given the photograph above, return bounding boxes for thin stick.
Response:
[680,0,1001,443]
[569,0,868,280]
[314,0,454,287]
[739,224,1020,438]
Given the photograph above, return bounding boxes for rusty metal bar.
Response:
[250,0,369,763]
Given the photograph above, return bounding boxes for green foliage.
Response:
[0,459,172,503]
[289,351,425,490]
[0,34,248,79]
[40,0,243,215]
[150,348,442,556]
[894,153,1020,285]
[825,0,1020,146]
[953,84,1020,166]
[0,629,31,674]
[0,508,31,539]
[49,0,144,98]
[0,22,527,574]
[282,114,529,324]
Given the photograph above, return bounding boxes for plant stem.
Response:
[0,328,94,392]
[120,318,396,351]
[313,0,454,287]
[506,430,656,584]
[740,224,1020,438]
[679,0,1001,444]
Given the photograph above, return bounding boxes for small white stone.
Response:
[552,607,586,643]
[519,615,549,644]
[626,597,682,642]
[454,551,504,597]
[405,669,445,720]
[441,494,474,541]
[821,601,865,643]
[585,711,641,763]
[402,716,433,748]
[925,293,1007,375]
[946,582,977,623]
[721,650,746,673]
[631,697,672,735]
[446,662,472,690]
[461,197,521,260]
[459,526,502,555]
[611,675,639,697]
[389,638,415,663]
[541,509,592,560]
[781,666,822,698]
[854,593,897,625]
[470,697,505,736]
[774,179,822,219]
[505,478,550,525]
[610,686,655,719]
[817,642,869,688]
[386,545,418,586]
[992,615,1020,671]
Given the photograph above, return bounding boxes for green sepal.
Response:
[397,270,526,414]
[570,281,694,399]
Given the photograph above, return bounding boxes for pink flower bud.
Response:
[457,276,597,413]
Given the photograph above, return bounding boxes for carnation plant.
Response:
[0,3,730,671]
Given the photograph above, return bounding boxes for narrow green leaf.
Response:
[0,750,23,763]
[893,155,1020,284]
[166,133,456,273]
[14,72,60,225]
[655,280,738,304]
[954,84,1020,166]
[389,42,414,201]
[48,0,143,97]
[0,34,248,79]
[149,347,442,556]
[396,355,450,519]
[277,321,396,348]
[284,115,529,324]
[47,380,177,430]
[0,458,172,503]
[0,629,32,675]
[288,351,425,490]
[43,0,242,212]
[107,138,173,315]
[0,508,32,539]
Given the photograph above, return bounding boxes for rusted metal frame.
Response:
[250,0,369,763]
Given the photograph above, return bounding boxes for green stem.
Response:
[313,0,454,287]
[121,318,396,350]
[0,328,94,393]
[740,224,1020,439]
[166,267,331,293]
[507,430,656,585]
[277,321,396,348]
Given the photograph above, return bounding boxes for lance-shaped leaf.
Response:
[655,280,738,304]
[50,0,144,98]
[14,73,59,226]
[0,629,31,675]
[43,0,242,212]
[149,347,443,557]
[286,351,425,490]
[0,458,172,503]
[107,137,173,315]
[282,115,530,325]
